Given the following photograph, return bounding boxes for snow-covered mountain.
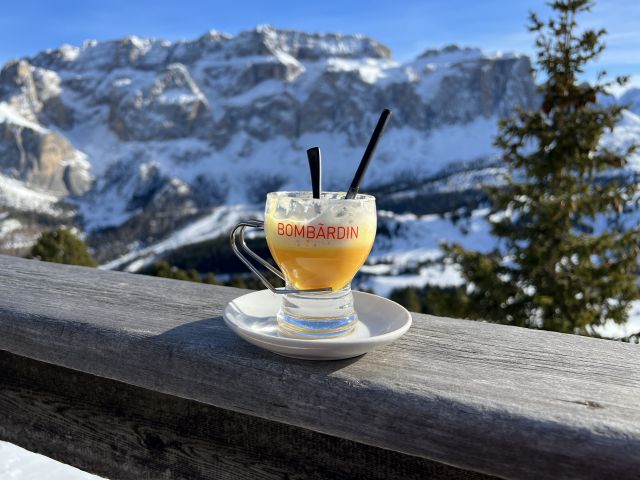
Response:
[0,26,538,260]
[1,25,638,296]
[619,87,640,115]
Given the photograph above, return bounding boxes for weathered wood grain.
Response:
[0,349,490,480]
[0,255,639,479]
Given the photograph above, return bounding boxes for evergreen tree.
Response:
[146,261,203,283]
[31,229,97,267]
[431,0,639,334]
[390,287,423,313]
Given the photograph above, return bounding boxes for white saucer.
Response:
[223,289,412,360]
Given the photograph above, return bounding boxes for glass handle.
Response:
[229,220,332,294]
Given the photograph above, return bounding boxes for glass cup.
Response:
[230,191,376,338]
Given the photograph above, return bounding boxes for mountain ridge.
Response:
[0,25,593,263]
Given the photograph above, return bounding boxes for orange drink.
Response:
[265,192,376,291]
[231,191,377,338]
[264,244,372,291]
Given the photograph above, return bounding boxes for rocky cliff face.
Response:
[0,26,539,259]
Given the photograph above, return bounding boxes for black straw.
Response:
[345,109,392,199]
[307,147,322,199]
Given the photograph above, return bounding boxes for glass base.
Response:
[276,284,358,338]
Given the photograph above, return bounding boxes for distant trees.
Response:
[426,0,640,334]
[31,229,97,267]
[142,261,279,289]
[29,228,261,289]
[145,260,215,283]
[389,285,469,317]
[390,287,423,314]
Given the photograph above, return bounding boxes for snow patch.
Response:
[100,204,260,271]
[0,174,60,214]
[0,441,104,480]
[58,44,80,61]
[0,102,48,133]
[325,58,396,84]
[593,301,640,338]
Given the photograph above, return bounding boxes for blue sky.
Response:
[1,0,638,87]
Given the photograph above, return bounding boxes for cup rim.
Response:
[266,191,375,201]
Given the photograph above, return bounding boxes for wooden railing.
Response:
[0,254,639,479]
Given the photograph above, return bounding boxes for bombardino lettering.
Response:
[277,222,359,240]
